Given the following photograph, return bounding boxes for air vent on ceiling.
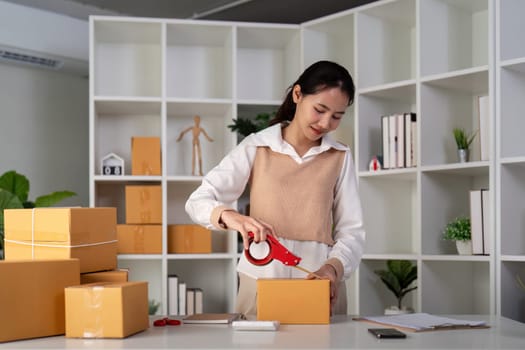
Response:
[0,49,63,70]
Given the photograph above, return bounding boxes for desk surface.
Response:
[1,315,524,349]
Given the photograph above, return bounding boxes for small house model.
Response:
[101,153,124,175]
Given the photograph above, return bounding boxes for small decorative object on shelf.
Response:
[177,115,214,176]
[101,152,124,175]
[369,156,382,172]
[374,260,417,315]
[453,128,477,163]
[443,216,472,255]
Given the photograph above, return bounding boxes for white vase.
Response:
[456,240,472,255]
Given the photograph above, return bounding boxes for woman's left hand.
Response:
[306,264,338,314]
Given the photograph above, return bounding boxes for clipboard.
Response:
[353,313,490,332]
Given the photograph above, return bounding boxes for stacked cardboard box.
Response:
[167,224,212,254]
[65,281,149,338]
[119,185,162,254]
[4,207,117,273]
[0,259,80,342]
[131,136,161,176]
[1,207,148,342]
[80,269,129,284]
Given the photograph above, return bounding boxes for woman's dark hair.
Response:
[269,60,355,126]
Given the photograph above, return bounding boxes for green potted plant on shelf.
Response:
[228,112,273,139]
[374,260,417,315]
[453,127,477,162]
[0,170,76,259]
[443,216,472,255]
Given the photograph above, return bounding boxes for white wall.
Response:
[0,1,89,206]
[0,62,89,206]
[0,1,88,61]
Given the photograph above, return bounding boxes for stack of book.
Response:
[168,275,203,316]
[381,113,417,169]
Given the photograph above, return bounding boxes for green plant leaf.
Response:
[443,217,471,241]
[0,189,24,245]
[0,170,29,203]
[34,191,76,207]
[375,260,418,308]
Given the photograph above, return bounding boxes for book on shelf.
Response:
[396,114,405,168]
[406,112,417,167]
[194,288,203,314]
[186,288,195,316]
[470,189,490,255]
[482,189,490,255]
[477,95,490,161]
[168,274,179,315]
[183,313,241,324]
[388,115,397,169]
[354,313,488,332]
[381,115,390,169]
[179,282,187,316]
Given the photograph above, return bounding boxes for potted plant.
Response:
[374,260,417,315]
[443,216,472,255]
[228,112,273,139]
[453,127,477,162]
[0,170,76,259]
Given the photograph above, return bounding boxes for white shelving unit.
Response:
[90,0,523,321]
[89,17,302,314]
[496,0,525,323]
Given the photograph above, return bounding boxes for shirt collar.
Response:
[251,123,349,157]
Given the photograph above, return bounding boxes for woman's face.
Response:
[292,84,349,142]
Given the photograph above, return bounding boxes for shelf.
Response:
[499,0,525,61]
[236,24,301,101]
[499,63,525,158]
[302,11,355,75]
[499,163,525,256]
[421,260,490,314]
[166,22,233,100]
[420,0,489,77]
[356,0,416,88]
[93,19,162,97]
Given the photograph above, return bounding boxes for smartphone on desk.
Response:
[368,328,407,339]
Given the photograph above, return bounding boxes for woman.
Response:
[185,60,365,318]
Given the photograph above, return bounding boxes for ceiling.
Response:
[4,0,378,23]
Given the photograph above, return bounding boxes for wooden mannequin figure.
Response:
[176,115,214,176]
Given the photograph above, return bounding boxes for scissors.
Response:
[244,232,322,278]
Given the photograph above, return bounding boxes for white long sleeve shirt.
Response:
[185,123,365,280]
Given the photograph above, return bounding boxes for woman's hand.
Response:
[219,210,276,249]
[307,264,339,314]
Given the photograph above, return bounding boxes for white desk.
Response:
[1,315,524,349]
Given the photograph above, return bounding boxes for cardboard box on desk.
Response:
[117,224,162,254]
[81,269,129,284]
[0,259,80,343]
[65,281,149,338]
[131,136,161,175]
[167,224,211,253]
[257,279,330,324]
[125,185,162,224]
[4,207,117,273]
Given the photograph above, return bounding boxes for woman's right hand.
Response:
[219,210,276,250]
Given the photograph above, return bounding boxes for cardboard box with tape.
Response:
[4,207,117,273]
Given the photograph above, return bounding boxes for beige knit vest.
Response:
[249,146,345,245]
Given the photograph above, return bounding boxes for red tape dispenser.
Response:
[244,232,321,278]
